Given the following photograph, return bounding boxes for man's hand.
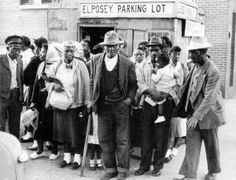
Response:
[142,88,153,95]
[87,101,92,113]
[187,116,199,129]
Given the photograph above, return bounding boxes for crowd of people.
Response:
[0,31,225,180]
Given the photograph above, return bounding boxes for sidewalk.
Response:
[22,98,236,180]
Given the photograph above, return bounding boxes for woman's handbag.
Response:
[49,88,73,110]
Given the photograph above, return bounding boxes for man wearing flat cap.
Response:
[135,36,176,177]
[89,31,137,180]
[0,35,24,138]
[173,37,225,180]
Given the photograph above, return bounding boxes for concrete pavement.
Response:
[22,98,236,180]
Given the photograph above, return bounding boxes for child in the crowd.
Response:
[151,53,180,123]
[88,113,103,171]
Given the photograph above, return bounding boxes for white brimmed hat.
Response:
[99,31,123,46]
[187,36,212,50]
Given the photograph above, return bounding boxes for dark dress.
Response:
[31,65,53,141]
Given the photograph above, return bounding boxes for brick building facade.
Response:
[198,0,236,98]
[0,0,235,97]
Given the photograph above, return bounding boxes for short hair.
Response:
[22,36,31,47]
[34,37,48,49]
[170,46,181,53]
[161,36,172,48]
[81,39,91,48]
[138,41,148,47]
[93,44,104,54]
[158,53,170,65]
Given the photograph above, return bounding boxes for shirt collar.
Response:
[7,54,17,63]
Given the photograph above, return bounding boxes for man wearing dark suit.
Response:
[0,35,24,138]
[89,31,137,180]
[173,37,225,180]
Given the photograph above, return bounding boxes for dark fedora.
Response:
[5,35,23,45]
[146,37,163,48]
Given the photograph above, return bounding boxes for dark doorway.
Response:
[80,27,114,53]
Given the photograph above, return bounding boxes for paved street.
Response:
[21,98,236,180]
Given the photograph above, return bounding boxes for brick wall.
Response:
[198,0,230,97]
[0,0,48,45]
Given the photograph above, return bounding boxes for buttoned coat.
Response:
[90,53,137,111]
[173,58,225,129]
[0,54,23,102]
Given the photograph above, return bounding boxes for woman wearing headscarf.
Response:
[48,41,90,170]
[29,43,62,160]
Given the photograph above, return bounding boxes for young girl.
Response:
[151,53,180,123]
[88,113,103,170]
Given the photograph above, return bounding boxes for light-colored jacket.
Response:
[173,58,225,129]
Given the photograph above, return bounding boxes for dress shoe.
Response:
[205,173,217,180]
[152,169,161,177]
[27,145,38,151]
[117,172,128,180]
[134,168,149,176]
[96,163,104,170]
[71,162,80,170]
[49,152,59,160]
[89,164,96,171]
[60,160,71,168]
[20,137,33,143]
[20,133,33,143]
[100,172,118,180]
[29,152,45,159]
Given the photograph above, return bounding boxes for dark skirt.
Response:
[34,91,53,141]
[53,107,86,150]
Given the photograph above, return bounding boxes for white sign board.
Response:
[80,2,175,18]
[185,20,205,37]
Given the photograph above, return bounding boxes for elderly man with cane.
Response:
[89,31,137,180]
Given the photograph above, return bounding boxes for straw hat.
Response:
[187,36,212,50]
[99,31,123,46]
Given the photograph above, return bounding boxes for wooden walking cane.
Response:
[80,112,91,177]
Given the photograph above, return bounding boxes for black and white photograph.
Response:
[0,0,235,179]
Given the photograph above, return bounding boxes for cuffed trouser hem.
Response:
[118,167,129,173]
[179,171,197,179]
[105,168,117,173]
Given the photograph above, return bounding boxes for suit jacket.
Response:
[0,54,23,102]
[173,58,225,129]
[90,53,137,110]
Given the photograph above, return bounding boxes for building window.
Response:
[230,12,236,87]
[41,0,52,4]
[20,0,32,5]
[20,0,53,5]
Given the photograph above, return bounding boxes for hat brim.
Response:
[187,43,213,50]
[146,43,164,48]
[5,35,23,45]
[99,41,123,46]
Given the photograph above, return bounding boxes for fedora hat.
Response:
[99,31,123,46]
[146,37,163,48]
[187,36,212,50]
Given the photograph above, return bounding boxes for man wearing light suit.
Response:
[0,35,24,138]
[173,37,225,180]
